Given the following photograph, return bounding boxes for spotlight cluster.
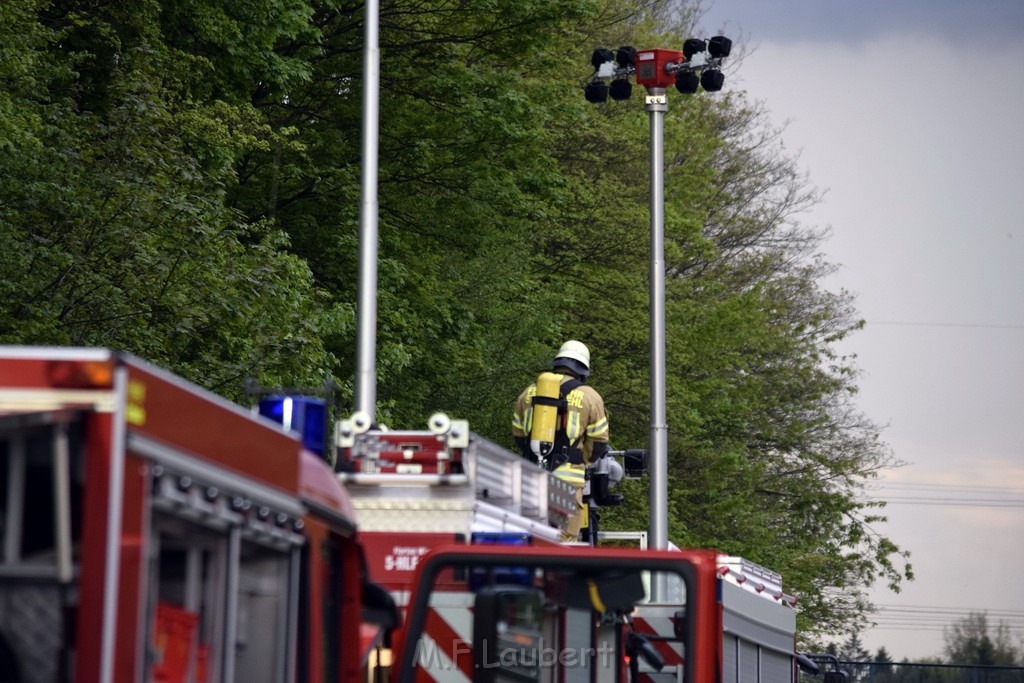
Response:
[584,36,732,103]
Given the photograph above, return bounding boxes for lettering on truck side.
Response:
[384,546,431,573]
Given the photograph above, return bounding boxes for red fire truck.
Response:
[0,347,395,683]
[0,346,819,683]
[335,417,807,683]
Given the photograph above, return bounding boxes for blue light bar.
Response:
[469,532,532,591]
[258,395,327,457]
[472,532,531,546]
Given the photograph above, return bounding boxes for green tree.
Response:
[219,0,598,423]
[873,647,895,679]
[943,612,1022,666]
[835,632,870,680]
[0,0,911,643]
[0,0,337,394]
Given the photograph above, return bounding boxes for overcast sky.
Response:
[694,0,1024,662]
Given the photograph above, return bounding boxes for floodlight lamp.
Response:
[584,81,609,103]
[700,69,725,92]
[708,36,732,58]
[675,71,699,94]
[591,48,615,69]
[683,38,706,60]
[616,46,637,68]
[609,78,632,101]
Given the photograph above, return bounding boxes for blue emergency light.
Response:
[469,532,532,591]
[258,395,327,457]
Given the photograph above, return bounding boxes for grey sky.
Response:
[691,0,1024,662]
[699,0,1024,42]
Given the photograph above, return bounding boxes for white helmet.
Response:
[552,340,591,379]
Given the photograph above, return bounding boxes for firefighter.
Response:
[512,340,610,541]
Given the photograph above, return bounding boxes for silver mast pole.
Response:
[646,87,669,601]
[355,0,380,421]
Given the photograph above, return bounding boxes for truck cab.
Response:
[383,544,719,683]
[0,347,394,683]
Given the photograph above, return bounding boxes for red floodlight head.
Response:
[635,49,684,88]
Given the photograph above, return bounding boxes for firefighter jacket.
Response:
[512,374,609,465]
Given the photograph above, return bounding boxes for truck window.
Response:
[149,481,301,683]
[0,421,82,569]
[472,586,546,682]
[150,516,229,682]
[234,540,293,680]
[319,537,342,682]
[0,418,83,683]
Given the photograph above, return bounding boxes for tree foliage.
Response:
[943,612,1022,666]
[0,0,338,396]
[0,0,911,639]
[832,632,872,681]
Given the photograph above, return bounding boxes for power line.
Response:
[869,482,1024,493]
[870,606,1024,620]
[871,622,1024,626]
[868,619,1024,625]
[874,605,1024,617]
[862,481,1024,508]
[867,605,1024,633]
[868,627,1024,635]
[866,498,1024,507]
[869,617,1024,626]
[868,625,1024,634]
[866,321,1024,330]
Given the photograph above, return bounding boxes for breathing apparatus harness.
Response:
[529,373,585,471]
